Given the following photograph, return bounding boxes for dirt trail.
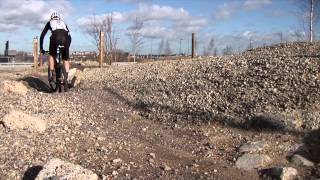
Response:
[0,67,318,179]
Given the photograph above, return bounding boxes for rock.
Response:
[68,68,77,81]
[260,167,298,180]
[35,158,98,180]
[112,170,118,176]
[0,80,28,96]
[68,68,83,88]
[161,164,172,171]
[289,154,314,167]
[236,154,271,170]
[148,158,155,164]
[112,158,122,164]
[239,141,268,153]
[149,153,156,159]
[1,110,46,133]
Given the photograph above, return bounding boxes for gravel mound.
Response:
[0,80,28,96]
[81,42,320,129]
[1,110,46,133]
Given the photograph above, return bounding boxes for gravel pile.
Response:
[82,42,320,129]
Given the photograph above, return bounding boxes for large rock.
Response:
[1,110,46,133]
[236,154,271,170]
[289,154,314,167]
[239,141,268,153]
[68,68,83,87]
[0,80,28,96]
[36,158,98,180]
[260,167,298,180]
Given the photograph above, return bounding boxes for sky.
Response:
[0,0,315,55]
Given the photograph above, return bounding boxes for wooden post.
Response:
[33,37,38,68]
[99,31,105,67]
[191,33,196,59]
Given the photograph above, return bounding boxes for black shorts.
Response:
[49,30,71,60]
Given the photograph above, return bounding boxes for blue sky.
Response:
[0,0,314,55]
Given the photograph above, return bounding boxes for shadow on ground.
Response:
[104,87,303,136]
[21,76,51,93]
[303,129,320,163]
[22,166,42,180]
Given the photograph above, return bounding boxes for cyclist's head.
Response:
[50,12,61,20]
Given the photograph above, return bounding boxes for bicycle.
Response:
[46,45,69,93]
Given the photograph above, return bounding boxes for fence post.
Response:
[33,37,38,68]
[192,33,196,59]
[99,31,105,68]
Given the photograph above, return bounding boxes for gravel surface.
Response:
[0,42,319,179]
[82,42,320,130]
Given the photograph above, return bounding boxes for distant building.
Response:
[70,51,97,61]
[0,41,30,63]
[7,50,17,56]
[3,40,17,58]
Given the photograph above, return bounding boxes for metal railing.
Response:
[0,62,33,66]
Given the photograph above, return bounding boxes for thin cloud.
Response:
[266,10,286,17]
[77,12,127,26]
[243,0,272,11]
[105,0,147,3]
[77,4,208,39]
[214,2,239,20]
[128,4,190,21]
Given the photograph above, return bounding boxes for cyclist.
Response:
[40,12,71,84]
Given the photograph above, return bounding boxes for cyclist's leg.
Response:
[48,55,55,71]
[48,36,57,81]
[62,33,71,77]
[63,60,70,73]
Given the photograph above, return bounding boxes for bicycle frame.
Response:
[55,45,68,92]
[47,45,68,93]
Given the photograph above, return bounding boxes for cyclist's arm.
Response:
[40,22,51,51]
[65,24,70,32]
[66,24,71,43]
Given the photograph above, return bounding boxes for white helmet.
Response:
[50,12,61,20]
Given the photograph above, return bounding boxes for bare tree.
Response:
[85,14,101,50]
[223,45,233,55]
[296,0,320,42]
[128,17,144,62]
[84,14,116,64]
[275,31,284,43]
[291,30,306,41]
[106,15,114,64]
[164,39,172,55]
[248,36,254,49]
[203,37,215,56]
[158,38,164,55]
[213,47,218,56]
